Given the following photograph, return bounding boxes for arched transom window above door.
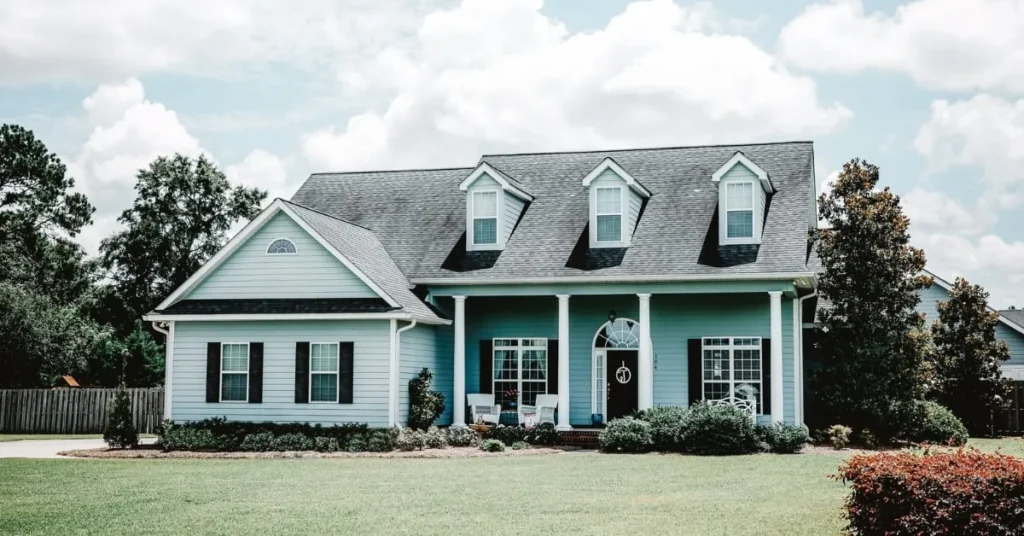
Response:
[594,318,640,348]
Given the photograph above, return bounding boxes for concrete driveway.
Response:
[0,437,157,459]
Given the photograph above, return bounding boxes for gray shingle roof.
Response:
[291,142,816,282]
[283,200,442,321]
[1001,309,1024,329]
[160,298,395,315]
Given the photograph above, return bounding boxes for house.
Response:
[145,141,834,430]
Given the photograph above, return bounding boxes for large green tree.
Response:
[812,159,931,439]
[99,154,266,334]
[928,277,1011,435]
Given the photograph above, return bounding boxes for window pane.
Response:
[494,349,518,381]
[495,380,518,407]
[703,382,729,401]
[267,239,296,254]
[473,191,497,217]
[726,210,754,238]
[596,188,621,214]
[522,349,547,381]
[222,344,249,372]
[734,349,761,381]
[311,373,337,402]
[473,218,497,244]
[596,215,621,242]
[727,182,753,209]
[521,381,546,406]
[703,349,730,380]
[311,343,339,372]
[221,374,247,401]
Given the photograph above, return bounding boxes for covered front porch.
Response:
[428,279,806,430]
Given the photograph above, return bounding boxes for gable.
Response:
[186,212,379,300]
[917,282,1024,366]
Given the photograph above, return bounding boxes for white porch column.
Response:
[769,291,784,424]
[452,296,467,428]
[638,293,653,410]
[556,295,571,431]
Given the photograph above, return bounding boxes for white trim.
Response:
[700,336,765,415]
[452,296,467,428]
[1003,365,1024,381]
[796,289,818,428]
[144,312,451,324]
[637,293,653,411]
[711,152,772,193]
[467,187,503,251]
[308,342,340,404]
[392,320,418,427]
[580,157,651,197]
[922,269,1024,338]
[459,162,533,201]
[591,185,626,247]
[768,290,784,424]
[413,272,816,286]
[590,318,642,422]
[265,237,298,255]
[156,199,401,311]
[556,295,571,431]
[721,181,759,245]
[219,342,250,403]
[151,321,173,420]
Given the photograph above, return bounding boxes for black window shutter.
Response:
[295,342,309,404]
[547,339,558,395]
[338,342,354,404]
[761,338,772,416]
[248,343,263,404]
[687,339,702,406]
[206,342,221,403]
[479,340,493,394]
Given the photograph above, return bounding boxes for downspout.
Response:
[795,289,818,428]
[151,321,174,421]
[389,320,418,427]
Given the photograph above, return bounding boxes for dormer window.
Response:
[471,191,498,246]
[459,162,533,252]
[712,152,773,246]
[582,157,651,249]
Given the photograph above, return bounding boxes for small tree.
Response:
[928,277,1011,435]
[408,368,445,430]
[103,384,138,448]
[812,159,931,439]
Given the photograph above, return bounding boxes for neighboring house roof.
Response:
[291,141,816,283]
[160,298,396,315]
[1001,309,1024,330]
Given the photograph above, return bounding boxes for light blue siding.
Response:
[188,213,378,300]
[627,189,642,238]
[918,283,1024,366]
[398,324,453,426]
[171,320,392,426]
[504,194,525,244]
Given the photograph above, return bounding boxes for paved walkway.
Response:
[0,438,156,459]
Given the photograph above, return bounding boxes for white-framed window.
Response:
[701,337,763,414]
[592,349,606,420]
[725,182,754,239]
[310,342,340,403]
[493,338,547,408]
[471,190,498,246]
[220,343,250,402]
[595,186,622,243]
[267,238,297,254]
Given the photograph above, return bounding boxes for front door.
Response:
[606,350,639,420]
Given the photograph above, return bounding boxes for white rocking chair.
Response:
[467,394,501,425]
[519,394,558,427]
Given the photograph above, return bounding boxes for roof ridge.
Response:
[480,140,814,159]
[280,198,376,232]
[308,166,475,177]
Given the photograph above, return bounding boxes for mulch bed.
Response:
[59,446,573,459]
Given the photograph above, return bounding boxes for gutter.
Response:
[411,272,817,286]
[389,320,418,427]
[151,321,174,421]
[795,288,818,428]
[142,312,450,326]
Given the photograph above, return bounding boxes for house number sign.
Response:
[615,362,632,384]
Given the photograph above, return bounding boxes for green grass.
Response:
[0,434,103,442]
[0,438,1019,536]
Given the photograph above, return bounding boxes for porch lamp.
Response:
[608,310,617,323]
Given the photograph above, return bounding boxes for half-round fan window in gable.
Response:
[595,319,640,348]
[267,239,297,254]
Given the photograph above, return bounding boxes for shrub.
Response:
[424,427,447,449]
[633,406,688,452]
[364,429,397,452]
[511,441,529,451]
[828,425,852,450]
[837,449,1024,535]
[240,432,276,452]
[272,433,314,451]
[599,418,652,453]
[903,400,968,446]
[158,418,370,451]
[486,425,529,446]
[810,428,830,446]
[678,402,759,455]
[395,429,428,451]
[480,439,505,452]
[160,427,220,451]
[443,427,481,447]
[103,386,138,449]
[858,429,879,449]
[757,423,808,454]
[408,368,445,430]
[313,436,340,452]
[524,422,560,446]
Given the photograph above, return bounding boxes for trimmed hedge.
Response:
[632,406,688,452]
[837,449,1024,534]
[757,423,808,454]
[598,417,652,453]
[678,402,760,455]
[159,418,389,452]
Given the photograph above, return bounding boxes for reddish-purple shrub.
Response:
[836,449,1024,535]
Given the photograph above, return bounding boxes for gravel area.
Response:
[59,446,573,459]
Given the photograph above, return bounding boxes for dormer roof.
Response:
[580,157,651,197]
[712,151,773,192]
[459,162,533,201]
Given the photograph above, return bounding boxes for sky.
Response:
[1,0,1023,307]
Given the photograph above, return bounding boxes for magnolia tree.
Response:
[929,278,1011,435]
[813,159,931,439]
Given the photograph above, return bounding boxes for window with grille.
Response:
[267,238,297,254]
[493,338,547,409]
[472,191,498,245]
[220,343,249,402]
[725,182,754,239]
[595,187,622,242]
[310,343,339,402]
[701,337,762,413]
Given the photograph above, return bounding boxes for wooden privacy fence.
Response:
[0,388,164,434]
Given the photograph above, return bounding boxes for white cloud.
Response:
[902,188,993,235]
[225,149,293,202]
[778,0,1024,92]
[304,0,851,171]
[0,0,440,85]
[913,231,1024,308]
